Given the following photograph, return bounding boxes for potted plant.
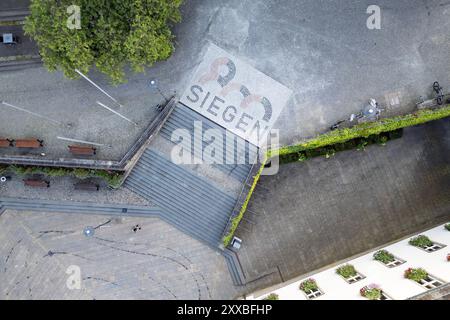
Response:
[299,278,319,294]
[263,293,279,300]
[360,284,382,300]
[336,264,357,279]
[404,268,428,282]
[373,250,395,264]
[409,235,433,248]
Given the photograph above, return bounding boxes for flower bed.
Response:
[404,268,428,282]
[409,235,433,248]
[263,293,279,300]
[373,250,395,264]
[0,164,124,188]
[299,278,318,293]
[336,264,357,278]
[360,284,382,300]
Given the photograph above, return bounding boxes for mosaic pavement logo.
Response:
[181,43,292,147]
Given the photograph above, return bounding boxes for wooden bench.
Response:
[15,139,44,148]
[23,179,50,188]
[74,182,100,191]
[0,138,13,148]
[68,145,97,156]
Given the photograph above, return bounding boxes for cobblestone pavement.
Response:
[0,209,239,300]
[235,118,450,293]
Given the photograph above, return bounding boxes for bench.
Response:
[0,138,13,148]
[23,179,50,188]
[15,139,44,148]
[68,145,97,156]
[74,182,100,191]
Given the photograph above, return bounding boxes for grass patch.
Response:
[0,164,124,189]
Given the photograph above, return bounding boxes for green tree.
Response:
[24,0,183,83]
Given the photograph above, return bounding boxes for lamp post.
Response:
[149,78,169,102]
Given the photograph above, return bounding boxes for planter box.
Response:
[302,287,324,300]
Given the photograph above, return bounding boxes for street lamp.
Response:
[83,226,95,237]
[149,78,169,102]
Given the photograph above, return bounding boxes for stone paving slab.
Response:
[0,209,239,299]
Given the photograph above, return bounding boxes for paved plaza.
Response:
[0,209,239,299]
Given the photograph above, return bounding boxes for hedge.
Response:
[279,129,402,164]
[269,105,450,158]
[222,152,268,246]
[222,105,450,246]
[0,164,124,189]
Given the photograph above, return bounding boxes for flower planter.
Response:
[409,235,446,253]
[299,279,323,299]
[263,293,279,300]
[336,264,365,283]
[404,268,444,289]
[360,284,388,300]
[373,250,405,268]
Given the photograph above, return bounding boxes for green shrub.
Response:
[356,140,368,151]
[409,235,433,248]
[263,293,279,300]
[373,250,395,264]
[72,168,90,179]
[297,153,308,162]
[222,153,268,246]
[299,279,318,293]
[0,164,124,189]
[336,264,357,278]
[271,105,450,158]
[377,135,388,146]
[445,224,450,231]
[278,130,402,165]
[404,268,428,282]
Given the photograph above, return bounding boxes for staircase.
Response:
[125,149,237,247]
[159,104,258,182]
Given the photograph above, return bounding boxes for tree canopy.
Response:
[24,0,183,83]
